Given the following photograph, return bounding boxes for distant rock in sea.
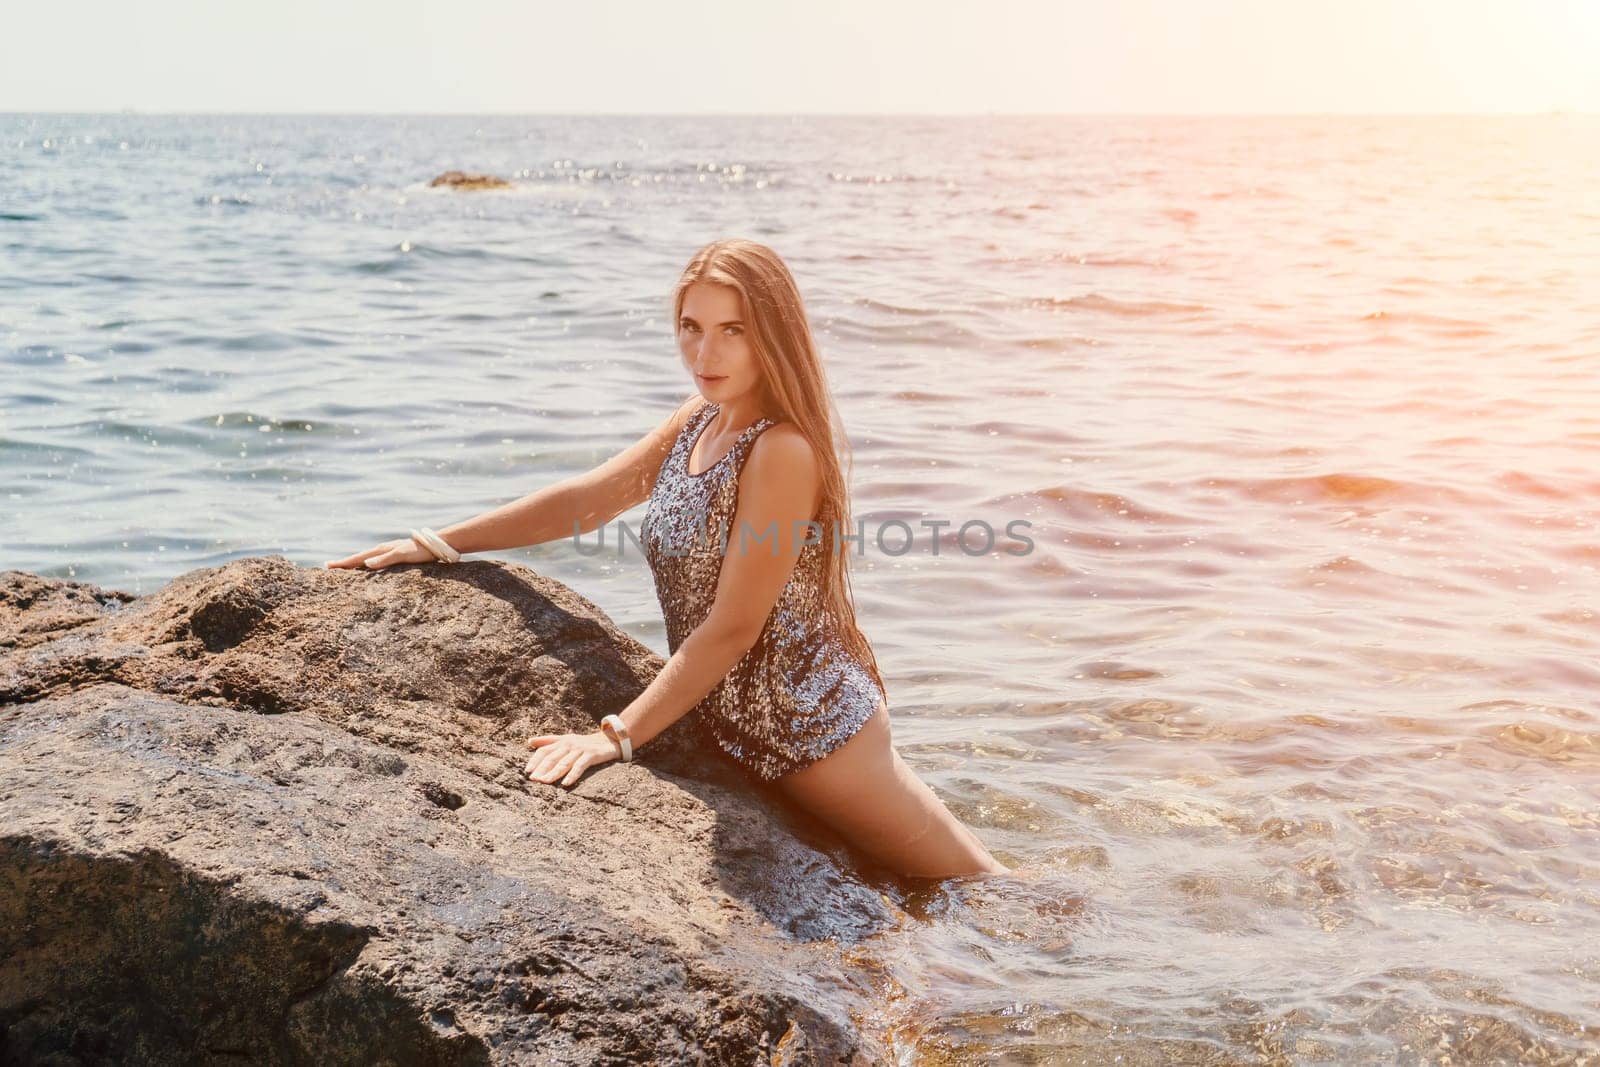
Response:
[428,170,513,190]
[0,556,904,1064]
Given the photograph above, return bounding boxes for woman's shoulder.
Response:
[739,421,823,519]
[743,421,819,485]
[751,418,804,447]
[678,392,712,419]
[667,393,713,437]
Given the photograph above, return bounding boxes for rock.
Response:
[428,171,513,191]
[0,570,135,652]
[0,557,907,1064]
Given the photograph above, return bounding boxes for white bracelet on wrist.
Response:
[410,527,462,564]
[600,714,633,762]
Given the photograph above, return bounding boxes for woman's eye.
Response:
[724,326,742,336]
[681,321,699,332]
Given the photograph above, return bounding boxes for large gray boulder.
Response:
[0,557,906,1064]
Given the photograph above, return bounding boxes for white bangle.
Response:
[410,527,461,564]
[409,528,448,562]
[422,527,461,562]
[600,714,633,762]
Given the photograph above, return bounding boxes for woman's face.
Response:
[678,281,762,405]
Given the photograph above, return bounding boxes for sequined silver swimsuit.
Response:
[642,400,888,781]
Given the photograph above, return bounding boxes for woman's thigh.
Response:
[773,701,1005,879]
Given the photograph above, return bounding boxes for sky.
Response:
[3,0,1598,114]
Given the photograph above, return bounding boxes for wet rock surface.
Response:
[0,557,907,1065]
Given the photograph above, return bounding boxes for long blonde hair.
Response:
[671,238,887,700]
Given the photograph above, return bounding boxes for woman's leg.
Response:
[772,700,1009,879]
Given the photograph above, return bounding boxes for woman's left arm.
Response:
[524,426,822,787]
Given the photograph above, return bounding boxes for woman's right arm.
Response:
[325,394,706,570]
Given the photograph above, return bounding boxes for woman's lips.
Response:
[697,374,725,382]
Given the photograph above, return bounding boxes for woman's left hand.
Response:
[523,729,621,787]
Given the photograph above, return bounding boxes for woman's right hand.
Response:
[323,536,435,570]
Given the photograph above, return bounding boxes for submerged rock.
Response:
[428,171,513,190]
[0,557,907,1064]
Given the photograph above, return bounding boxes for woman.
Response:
[327,239,1008,880]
